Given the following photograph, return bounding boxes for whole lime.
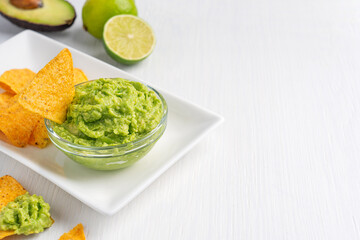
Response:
[82,0,138,39]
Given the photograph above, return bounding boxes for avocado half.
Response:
[0,0,76,31]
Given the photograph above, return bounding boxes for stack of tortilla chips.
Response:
[0,48,88,148]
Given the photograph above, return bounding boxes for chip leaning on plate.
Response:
[0,48,89,148]
[18,48,75,124]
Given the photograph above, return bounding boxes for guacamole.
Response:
[0,193,52,235]
[53,78,163,147]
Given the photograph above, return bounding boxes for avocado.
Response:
[0,0,76,31]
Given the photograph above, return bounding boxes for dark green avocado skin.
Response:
[0,12,76,31]
[0,1,76,32]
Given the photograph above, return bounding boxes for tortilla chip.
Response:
[0,231,14,239]
[0,176,27,239]
[0,175,27,210]
[0,132,9,144]
[0,97,40,147]
[28,119,50,148]
[59,224,86,240]
[0,92,15,110]
[18,48,75,124]
[0,176,54,239]
[74,68,88,85]
[0,69,35,94]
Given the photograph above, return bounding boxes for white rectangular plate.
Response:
[0,30,223,215]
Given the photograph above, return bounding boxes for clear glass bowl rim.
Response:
[45,78,168,152]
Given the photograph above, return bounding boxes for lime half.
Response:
[103,15,156,65]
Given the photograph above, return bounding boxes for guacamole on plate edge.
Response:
[53,78,163,147]
[0,193,52,235]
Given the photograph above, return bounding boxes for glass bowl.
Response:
[45,80,168,171]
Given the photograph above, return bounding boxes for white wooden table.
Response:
[1,0,360,239]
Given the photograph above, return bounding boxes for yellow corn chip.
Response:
[0,176,54,239]
[0,231,14,239]
[74,68,88,85]
[59,223,86,240]
[28,119,50,148]
[0,175,27,239]
[0,97,40,147]
[0,69,35,94]
[0,132,9,144]
[18,48,75,124]
[0,175,27,210]
[0,92,15,110]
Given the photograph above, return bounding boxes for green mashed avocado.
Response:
[53,78,163,147]
[0,193,52,235]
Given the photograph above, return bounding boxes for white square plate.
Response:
[0,30,223,215]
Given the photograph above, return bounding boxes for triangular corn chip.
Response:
[0,92,15,110]
[0,231,14,239]
[74,68,88,85]
[59,223,86,240]
[0,96,40,147]
[0,176,54,239]
[19,48,75,124]
[0,175,27,239]
[0,175,27,210]
[0,69,35,94]
[28,118,50,148]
